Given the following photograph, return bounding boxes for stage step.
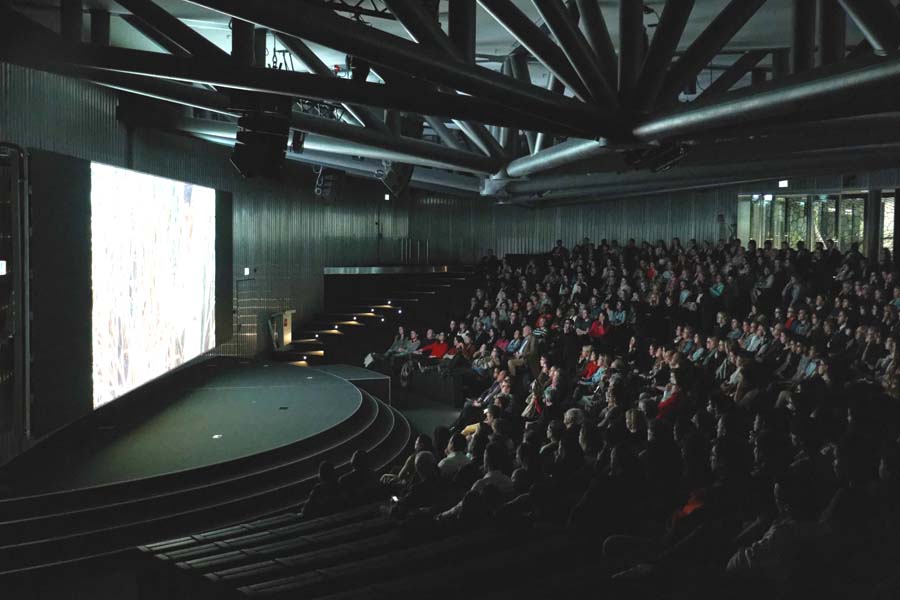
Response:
[0,382,409,576]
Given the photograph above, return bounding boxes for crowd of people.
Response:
[340,236,900,595]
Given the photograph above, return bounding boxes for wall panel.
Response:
[412,187,740,263]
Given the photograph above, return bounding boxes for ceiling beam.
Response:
[448,0,476,65]
[697,50,768,99]
[179,0,606,133]
[532,0,617,108]
[575,0,617,88]
[274,33,389,133]
[631,0,695,111]
[382,0,505,159]
[657,0,768,104]
[477,0,591,101]
[115,0,228,60]
[838,0,900,56]
[618,0,645,97]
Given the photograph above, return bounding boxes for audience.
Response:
[335,236,900,595]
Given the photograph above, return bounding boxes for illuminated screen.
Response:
[91,163,216,409]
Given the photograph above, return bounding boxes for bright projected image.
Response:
[91,163,216,409]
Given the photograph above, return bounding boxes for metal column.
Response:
[819,0,846,65]
[793,0,817,73]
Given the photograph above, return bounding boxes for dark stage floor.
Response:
[1,360,363,494]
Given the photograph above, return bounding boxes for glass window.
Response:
[785,196,808,247]
[772,196,786,244]
[811,195,837,247]
[838,194,866,251]
[883,195,895,250]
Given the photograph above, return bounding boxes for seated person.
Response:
[302,461,348,519]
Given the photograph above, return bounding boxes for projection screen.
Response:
[91,163,216,409]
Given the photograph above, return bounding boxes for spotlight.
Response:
[315,334,319,338]
[353,316,357,321]
[381,318,385,322]
[398,309,403,314]
[387,300,392,305]
[303,355,307,360]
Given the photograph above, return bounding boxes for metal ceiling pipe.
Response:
[116,0,228,59]
[838,0,900,56]
[477,0,590,101]
[631,0,695,110]
[60,0,82,43]
[181,0,599,128]
[505,138,610,178]
[274,33,389,133]
[634,51,900,141]
[698,50,767,98]
[657,0,768,102]
[197,133,481,194]
[618,0,645,96]
[507,148,900,201]
[120,15,184,55]
[289,112,503,175]
[508,53,538,154]
[448,0,477,65]
[533,0,617,108]
[818,0,846,66]
[88,70,238,115]
[793,0,816,73]
[576,0,617,88]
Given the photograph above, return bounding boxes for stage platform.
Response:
[0,357,411,576]
[1,360,364,493]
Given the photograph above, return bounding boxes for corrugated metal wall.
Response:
[411,187,738,262]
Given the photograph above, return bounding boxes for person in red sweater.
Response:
[589,311,612,353]
[656,370,684,421]
[417,332,450,360]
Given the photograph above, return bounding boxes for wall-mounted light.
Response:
[778,179,789,189]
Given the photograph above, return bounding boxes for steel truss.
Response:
[4,0,900,202]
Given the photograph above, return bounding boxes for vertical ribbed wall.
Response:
[411,188,739,262]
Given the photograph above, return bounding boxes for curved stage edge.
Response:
[0,357,409,577]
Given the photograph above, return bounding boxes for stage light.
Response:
[303,355,307,360]
[315,334,319,338]
[381,318,385,322]
[387,300,392,305]
[398,309,403,314]
[353,316,357,321]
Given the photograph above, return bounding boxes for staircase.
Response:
[273,267,476,367]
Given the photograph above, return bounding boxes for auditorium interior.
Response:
[3,0,900,598]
